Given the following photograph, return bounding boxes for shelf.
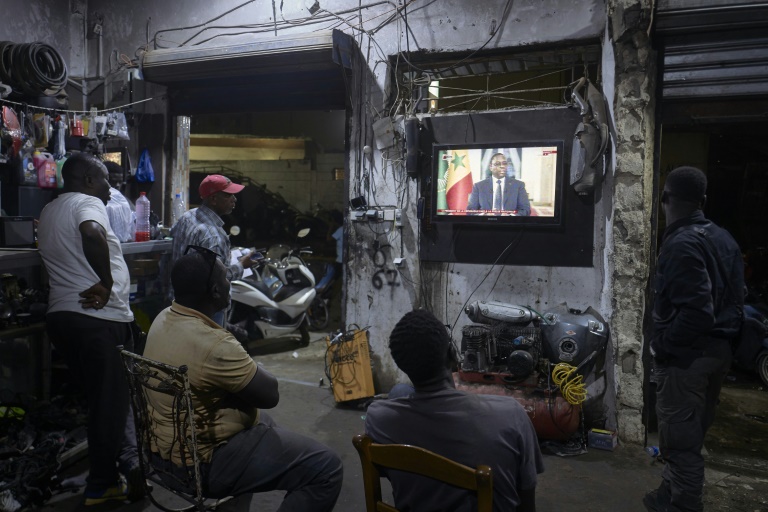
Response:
[121,239,172,255]
[0,239,171,271]
[0,248,42,271]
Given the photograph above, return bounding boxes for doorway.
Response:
[654,116,768,468]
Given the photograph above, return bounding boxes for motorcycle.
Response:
[227,229,316,346]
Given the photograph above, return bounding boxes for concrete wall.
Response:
[192,111,347,154]
[6,0,660,441]
[0,1,73,62]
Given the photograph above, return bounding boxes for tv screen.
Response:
[431,140,564,227]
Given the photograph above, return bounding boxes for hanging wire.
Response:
[0,96,156,115]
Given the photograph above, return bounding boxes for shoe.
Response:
[125,465,150,502]
[83,482,128,506]
[643,484,671,512]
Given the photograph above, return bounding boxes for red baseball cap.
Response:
[199,175,245,199]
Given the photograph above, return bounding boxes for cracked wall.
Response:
[606,0,656,443]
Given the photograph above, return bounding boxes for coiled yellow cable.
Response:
[552,363,587,405]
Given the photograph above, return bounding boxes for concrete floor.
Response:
[46,331,768,512]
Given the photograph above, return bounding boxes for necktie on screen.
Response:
[493,179,502,210]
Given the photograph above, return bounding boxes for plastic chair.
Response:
[119,346,231,511]
[352,433,493,512]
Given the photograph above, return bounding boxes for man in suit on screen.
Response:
[467,153,531,216]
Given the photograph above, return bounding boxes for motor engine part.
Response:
[460,324,491,373]
[464,300,537,325]
[539,304,608,369]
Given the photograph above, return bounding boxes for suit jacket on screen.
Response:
[466,177,531,216]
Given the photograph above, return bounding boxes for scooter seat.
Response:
[250,279,274,300]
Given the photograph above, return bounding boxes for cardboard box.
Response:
[588,428,618,451]
[326,330,375,403]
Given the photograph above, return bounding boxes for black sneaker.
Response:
[643,485,671,512]
[125,465,149,502]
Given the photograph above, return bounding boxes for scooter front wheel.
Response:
[299,318,310,347]
[758,352,768,387]
[307,297,329,331]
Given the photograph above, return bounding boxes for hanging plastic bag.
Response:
[136,149,155,183]
[52,116,67,159]
[115,112,130,140]
[105,113,119,137]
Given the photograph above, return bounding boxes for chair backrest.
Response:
[119,346,211,512]
[352,433,493,512]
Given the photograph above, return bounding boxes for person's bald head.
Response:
[62,153,112,205]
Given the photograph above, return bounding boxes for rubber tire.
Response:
[298,319,311,347]
[758,352,768,388]
[307,297,329,331]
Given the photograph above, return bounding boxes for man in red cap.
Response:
[170,174,255,326]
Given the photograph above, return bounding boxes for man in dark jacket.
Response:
[644,167,744,512]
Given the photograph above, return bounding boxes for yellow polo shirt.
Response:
[143,302,259,464]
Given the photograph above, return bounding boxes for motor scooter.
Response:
[227,229,316,346]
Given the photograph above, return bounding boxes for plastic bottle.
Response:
[645,446,660,457]
[34,151,57,189]
[172,193,185,226]
[135,192,151,242]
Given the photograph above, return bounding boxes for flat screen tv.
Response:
[430,140,565,227]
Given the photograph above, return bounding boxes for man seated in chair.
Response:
[143,248,343,511]
[365,310,544,512]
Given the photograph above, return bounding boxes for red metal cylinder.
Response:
[453,373,581,441]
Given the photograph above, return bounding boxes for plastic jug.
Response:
[34,151,57,189]
[135,192,151,242]
[55,157,66,188]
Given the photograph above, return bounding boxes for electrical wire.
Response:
[551,363,587,406]
[448,228,524,340]
[396,0,515,77]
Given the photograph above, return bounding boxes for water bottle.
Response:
[172,193,185,226]
[135,192,151,242]
[645,446,660,457]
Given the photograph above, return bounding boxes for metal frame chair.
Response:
[119,346,230,512]
[352,433,493,512]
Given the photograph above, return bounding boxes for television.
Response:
[430,140,565,228]
[101,147,130,183]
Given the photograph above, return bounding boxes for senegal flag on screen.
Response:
[438,150,473,212]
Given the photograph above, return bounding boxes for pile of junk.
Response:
[0,273,89,512]
[0,396,88,512]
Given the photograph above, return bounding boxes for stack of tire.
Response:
[0,41,68,106]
